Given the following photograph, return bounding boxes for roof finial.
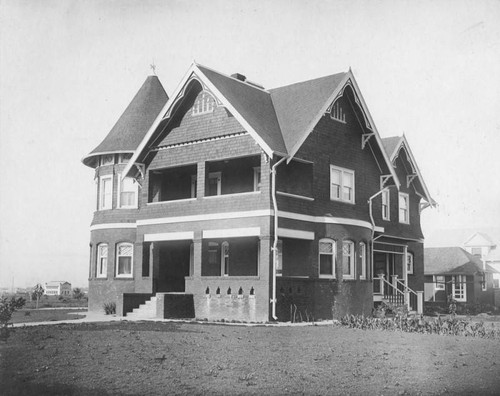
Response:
[150,61,156,75]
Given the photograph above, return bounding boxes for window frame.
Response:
[98,175,113,210]
[116,242,133,278]
[359,242,367,280]
[330,100,346,123]
[276,239,283,277]
[398,192,410,224]
[434,275,445,290]
[253,167,261,192]
[381,189,390,220]
[319,238,336,278]
[221,241,230,277]
[406,252,414,275]
[452,275,467,302]
[117,174,138,209]
[342,240,355,280]
[208,172,222,196]
[96,243,108,278]
[100,154,114,166]
[330,165,355,204]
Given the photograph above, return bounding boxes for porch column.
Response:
[152,242,160,293]
[417,291,424,314]
[197,162,205,198]
[192,237,202,277]
[403,245,408,286]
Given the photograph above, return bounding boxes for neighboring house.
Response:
[424,247,496,306]
[426,228,500,288]
[44,281,72,296]
[82,62,435,322]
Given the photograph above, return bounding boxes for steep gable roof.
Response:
[382,135,436,206]
[197,65,287,154]
[425,247,496,275]
[269,73,346,154]
[82,75,168,167]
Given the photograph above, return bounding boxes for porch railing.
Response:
[374,275,423,314]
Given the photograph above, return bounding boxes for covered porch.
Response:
[373,238,424,314]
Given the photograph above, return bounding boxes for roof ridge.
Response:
[196,63,269,93]
[269,72,347,92]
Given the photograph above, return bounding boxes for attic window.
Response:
[330,101,346,123]
[192,92,215,116]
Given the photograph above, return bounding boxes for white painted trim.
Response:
[90,223,137,231]
[398,192,410,224]
[98,175,113,210]
[137,209,272,226]
[203,227,261,239]
[144,231,194,242]
[203,191,261,200]
[276,191,314,201]
[208,171,222,196]
[277,210,383,232]
[277,228,315,240]
[117,173,139,209]
[146,198,197,205]
[330,164,355,204]
[389,135,436,206]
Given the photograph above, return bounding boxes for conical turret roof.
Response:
[82,75,168,167]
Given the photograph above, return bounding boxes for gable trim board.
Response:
[386,135,436,206]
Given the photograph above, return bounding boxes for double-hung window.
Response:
[319,239,336,278]
[434,275,445,290]
[342,240,355,279]
[98,175,113,210]
[96,244,108,278]
[406,252,414,275]
[118,174,138,208]
[382,189,390,220]
[330,165,355,203]
[398,193,410,224]
[116,243,133,277]
[359,242,367,280]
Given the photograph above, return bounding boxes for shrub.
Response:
[103,302,116,315]
[337,312,500,339]
[0,296,26,340]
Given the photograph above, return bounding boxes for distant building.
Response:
[424,247,496,306]
[44,281,72,296]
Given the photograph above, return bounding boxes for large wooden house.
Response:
[82,63,435,322]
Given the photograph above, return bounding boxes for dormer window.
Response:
[192,92,215,115]
[330,101,346,123]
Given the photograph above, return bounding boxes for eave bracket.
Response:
[380,175,392,189]
[407,174,418,188]
[362,132,375,149]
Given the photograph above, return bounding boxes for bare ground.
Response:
[1,321,499,395]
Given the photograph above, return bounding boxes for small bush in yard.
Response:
[103,302,116,315]
[0,296,26,340]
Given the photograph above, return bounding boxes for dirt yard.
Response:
[1,321,499,395]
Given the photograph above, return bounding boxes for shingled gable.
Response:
[122,62,287,179]
[82,75,168,168]
[382,135,436,206]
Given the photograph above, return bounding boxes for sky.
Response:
[1,0,499,289]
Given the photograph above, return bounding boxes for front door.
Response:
[373,253,395,294]
[157,241,191,292]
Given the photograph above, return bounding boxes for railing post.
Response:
[391,275,398,297]
[405,291,410,310]
[380,274,385,296]
[417,291,424,314]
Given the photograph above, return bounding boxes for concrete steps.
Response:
[126,296,157,319]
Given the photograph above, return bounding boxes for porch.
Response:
[373,240,424,314]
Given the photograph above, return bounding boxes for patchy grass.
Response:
[10,309,86,324]
[1,321,499,395]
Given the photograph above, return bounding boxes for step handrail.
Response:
[375,275,405,297]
